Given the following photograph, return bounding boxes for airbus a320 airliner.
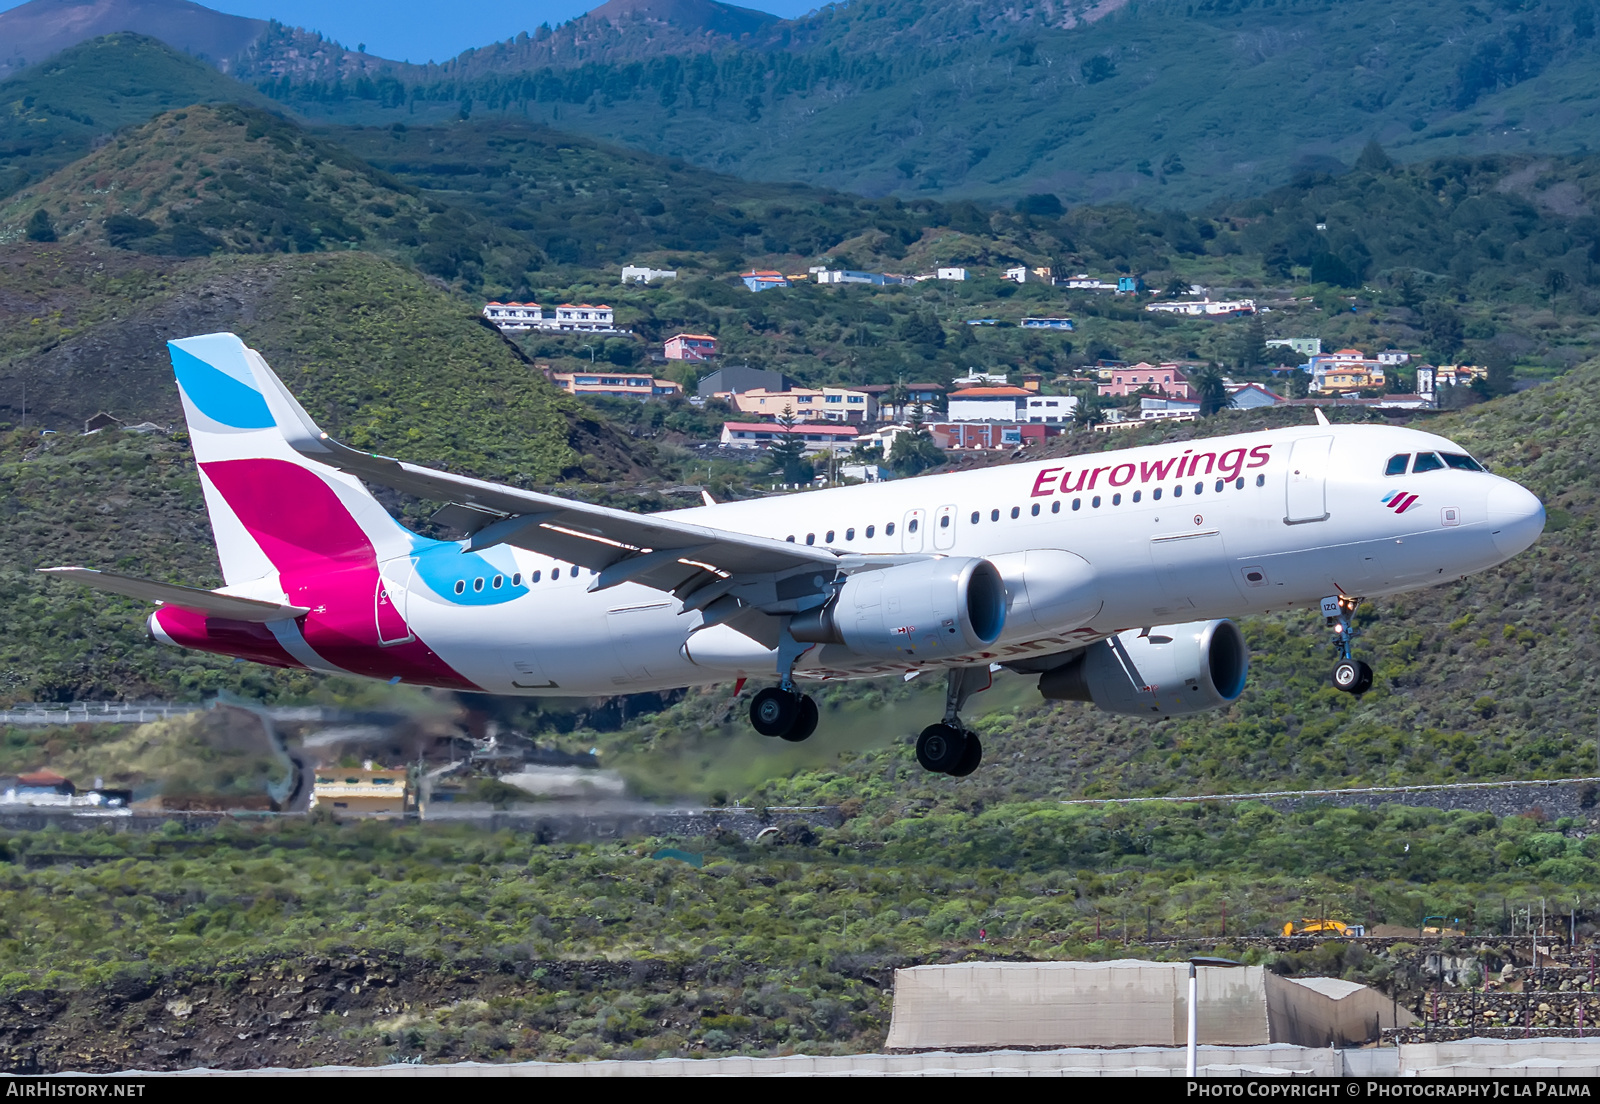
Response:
[42,334,1546,777]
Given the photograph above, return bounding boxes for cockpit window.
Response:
[1411,452,1445,473]
[1442,452,1485,472]
[1384,454,1410,476]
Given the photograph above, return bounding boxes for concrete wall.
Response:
[884,961,1271,1050]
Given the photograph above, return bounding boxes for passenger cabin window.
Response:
[1051,501,1061,513]
[1412,452,1445,473]
[1010,507,1020,519]
[970,511,980,524]
[1153,488,1163,500]
[1385,454,1410,476]
[908,519,919,533]
[1072,498,1081,511]
[805,533,816,545]
[512,573,522,586]
[1132,491,1142,503]
[991,509,1000,522]
[1442,452,1485,472]
[1112,493,1121,505]
[866,525,875,538]
[825,530,835,543]
[1031,503,1040,516]
[846,528,856,541]
[1091,496,1101,508]
[531,571,541,583]
[886,522,896,536]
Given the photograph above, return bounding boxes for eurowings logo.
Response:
[1382,490,1420,514]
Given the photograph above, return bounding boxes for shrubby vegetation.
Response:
[0,802,1586,1061]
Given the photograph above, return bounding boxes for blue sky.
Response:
[1,0,819,64]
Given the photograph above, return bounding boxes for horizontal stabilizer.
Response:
[38,567,309,623]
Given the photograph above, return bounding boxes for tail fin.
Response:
[169,333,417,585]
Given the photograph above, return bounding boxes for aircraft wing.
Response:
[38,567,310,622]
[249,352,926,637]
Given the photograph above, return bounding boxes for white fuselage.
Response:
[386,422,1543,695]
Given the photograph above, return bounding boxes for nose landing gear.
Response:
[1322,595,1373,695]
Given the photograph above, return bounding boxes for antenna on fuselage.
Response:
[1314,408,1330,426]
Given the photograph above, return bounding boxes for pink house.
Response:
[665,333,718,361]
[1097,362,1196,401]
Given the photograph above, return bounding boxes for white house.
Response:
[719,421,859,456]
[621,265,677,284]
[947,385,1032,422]
[936,267,968,281]
[1144,298,1258,317]
[1066,274,1118,291]
[1024,395,1078,424]
[1377,349,1411,366]
[1140,397,1201,421]
[482,302,627,334]
[1004,265,1028,283]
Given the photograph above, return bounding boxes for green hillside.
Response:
[0,103,539,288]
[259,0,1600,206]
[0,34,277,201]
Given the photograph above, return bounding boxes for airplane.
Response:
[40,333,1546,778]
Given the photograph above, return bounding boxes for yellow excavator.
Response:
[1283,919,1358,936]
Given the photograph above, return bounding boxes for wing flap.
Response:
[39,567,309,623]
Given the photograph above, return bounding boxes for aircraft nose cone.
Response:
[1488,480,1545,559]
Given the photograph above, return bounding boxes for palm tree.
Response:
[1189,366,1235,417]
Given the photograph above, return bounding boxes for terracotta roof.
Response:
[950,386,1032,397]
[668,333,717,341]
[723,422,858,435]
[17,769,68,785]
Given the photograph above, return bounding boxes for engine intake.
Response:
[1039,619,1248,717]
[790,557,1006,660]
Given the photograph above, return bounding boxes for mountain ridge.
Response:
[0,0,265,77]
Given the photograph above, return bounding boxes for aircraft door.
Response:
[1285,435,1333,523]
[375,558,415,646]
[933,505,957,551]
[901,508,926,552]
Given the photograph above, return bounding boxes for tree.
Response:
[25,209,56,243]
[1190,366,1235,416]
[1234,315,1266,370]
[766,406,812,485]
[1354,139,1393,173]
[888,412,945,476]
[1162,275,1190,298]
[1081,55,1116,84]
[1282,369,1310,399]
[1072,388,1109,429]
[1310,252,1359,288]
[1473,346,1516,400]
[897,311,945,348]
[1016,193,1064,218]
[1421,301,1465,363]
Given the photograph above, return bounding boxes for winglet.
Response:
[1314,408,1330,426]
[701,487,718,507]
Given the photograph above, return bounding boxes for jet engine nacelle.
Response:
[1038,619,1248,717]
[790,557,1006,660]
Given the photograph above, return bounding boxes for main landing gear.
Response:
[916,666,991,777]
[1322,594,1373,695]
[750,686,819,743]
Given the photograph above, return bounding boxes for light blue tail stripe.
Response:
[170,344,275,430]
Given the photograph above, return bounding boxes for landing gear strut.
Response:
[916,666,990,777]
[1322,594,1373,695]
[748,619,821,742]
